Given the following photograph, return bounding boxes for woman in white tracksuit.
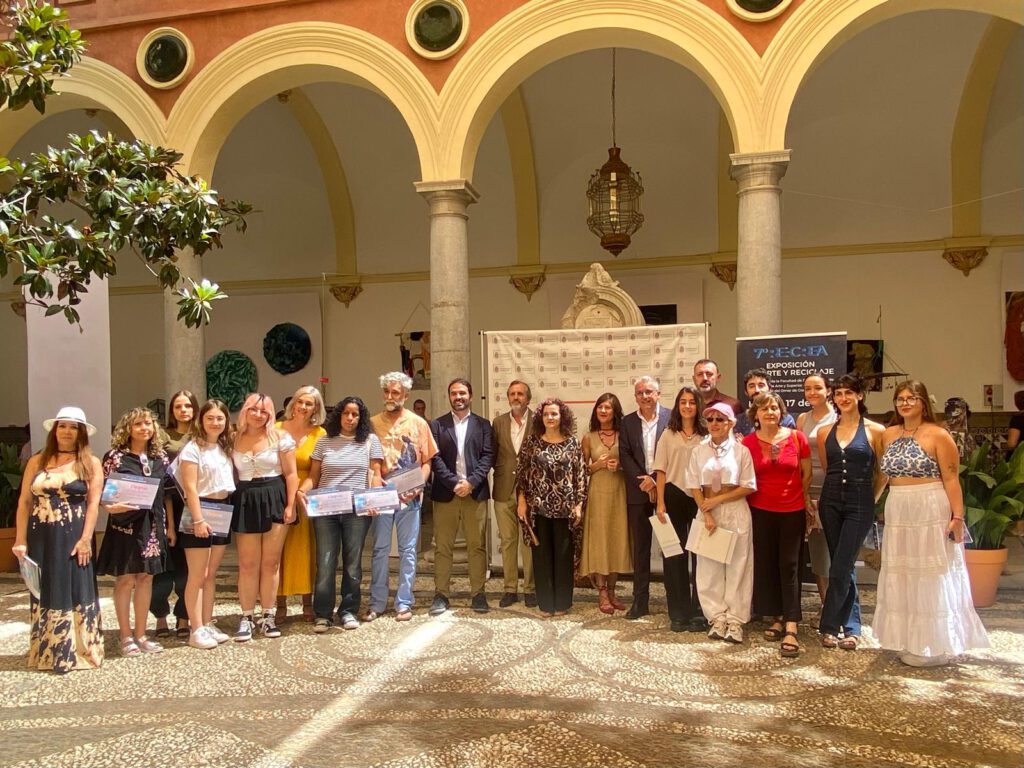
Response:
[685,402,756,643]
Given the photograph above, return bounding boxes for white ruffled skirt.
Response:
[873,483,989,657]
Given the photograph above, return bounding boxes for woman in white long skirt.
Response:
[874,380,989,667]
[685,402,757,644]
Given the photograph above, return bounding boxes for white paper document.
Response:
[684,522,738,564]
[101,472,160,508]
[304,488,353,517]
[386,466,425,495]
[353,488,400,515]
[20,555,41,599]
[649,514,684,557]
[179,501,233,537]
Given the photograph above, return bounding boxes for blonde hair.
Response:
[236,393,279,446]
[282,385,325,425]
[110,407,169,458]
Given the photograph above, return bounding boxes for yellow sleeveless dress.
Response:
[276,423,326,597]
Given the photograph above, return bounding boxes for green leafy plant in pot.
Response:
[959,441,1024,607]
[0,443,26,571]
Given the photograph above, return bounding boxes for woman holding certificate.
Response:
[232,393,298,642]
[151,390,199,639]
[741,392,812,658]
[580,393,630,614]
[299,396,384,632]
[178,399,236,650]
[516,398,588,617]
[653,386,708,632]
[96,407,170,656]
[684,403,756,644]
[276,386,328,623]
[12,406,104,673]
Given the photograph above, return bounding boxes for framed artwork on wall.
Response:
[400,331,431,390]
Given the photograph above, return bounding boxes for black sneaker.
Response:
[524,593,538,608]
[259,612,282,639]
[429,593,450,616]
[498,592,518,608]
[471,593,490,613]
[670,620,687,633]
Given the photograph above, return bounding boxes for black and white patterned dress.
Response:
[95,450,168,576]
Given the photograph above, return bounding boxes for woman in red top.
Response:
[741,392,812,658]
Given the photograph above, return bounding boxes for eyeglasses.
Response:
[895,396,920,406]
[139,453,151,477]
[635,389,658,397]
[705,416,728,424]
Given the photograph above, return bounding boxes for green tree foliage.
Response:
[0,1,250,326]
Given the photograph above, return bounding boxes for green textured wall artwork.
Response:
[206,350,258,411]
[263,322,312,375]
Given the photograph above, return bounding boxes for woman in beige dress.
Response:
[580,393,632,613]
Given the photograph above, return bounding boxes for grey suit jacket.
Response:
[491,408,533,502]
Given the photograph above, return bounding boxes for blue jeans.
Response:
[369,500,421,612]
[818,478,875,636]
[312,514,372,620]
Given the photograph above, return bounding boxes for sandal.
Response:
[154,624,171,639]
[780,633,801,658]
[820,633,839,649]
[597,586,614,615]
[394,609,413,622]
[175,619,190,639]
[361,609,380,623]
[119,637,141,657]
[838,635,861,651]
[764,622,785,641]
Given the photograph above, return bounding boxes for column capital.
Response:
[729,150,791,191]
[414,179,480,213]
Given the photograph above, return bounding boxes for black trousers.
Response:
[750,506,805,622]
[150,493,188,621]
[663,484,701,622]
[627,500,655,604]
[533,515,574,613]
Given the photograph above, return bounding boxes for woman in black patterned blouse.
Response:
[516,398,588,617]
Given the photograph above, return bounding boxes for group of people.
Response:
[11,359,989,674]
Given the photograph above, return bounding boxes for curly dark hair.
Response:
[532,397,576,438]
[588,393,623,432]
[667,386,708,436]
[325,397,372,442]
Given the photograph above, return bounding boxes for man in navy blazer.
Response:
[619,375,671,619]
[429,378,495,615]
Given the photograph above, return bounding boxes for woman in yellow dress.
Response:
[275,386,327,621]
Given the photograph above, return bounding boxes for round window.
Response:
[405,0,469,61]
[725,0,792,22]
[136,28,194,89]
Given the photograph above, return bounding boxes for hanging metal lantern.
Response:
[585,49,644,256]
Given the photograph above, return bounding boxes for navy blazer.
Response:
[429,412,495,502]
[618,406,671,506]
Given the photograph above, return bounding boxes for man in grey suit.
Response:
[491,380,536,608]
[619,375,671,619]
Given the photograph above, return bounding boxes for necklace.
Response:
[680,426,696,439]
[902,425,920,438]
[598,429,616,448]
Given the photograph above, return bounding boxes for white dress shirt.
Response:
[509,411,528,455]
[640,403,661,471]
[452,410,471,480]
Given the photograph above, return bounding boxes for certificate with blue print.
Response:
[353,488,400,515]
[101,473,161,508]
[304,488,353,517]
[179,501,233,537]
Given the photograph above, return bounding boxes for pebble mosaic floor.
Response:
[0,574,1021,768]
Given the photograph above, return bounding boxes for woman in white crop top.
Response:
[177,398,236,650]
[684,402,756,644]
[231,393,298,642]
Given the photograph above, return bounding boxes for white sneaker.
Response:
[189,627,217,650]
[234,615,255,642]
[708,618,727,641]
[900,652,949,668]
[205,622,229,644]
[724,622,744,644]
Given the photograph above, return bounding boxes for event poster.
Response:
[735,332,847,415]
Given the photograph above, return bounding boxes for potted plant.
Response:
[0,443,25,572]
[960,442,1024,607]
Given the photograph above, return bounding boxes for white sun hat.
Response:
[42,406,97,436]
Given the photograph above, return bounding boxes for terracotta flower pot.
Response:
[0,528,18,573]
[963,546,1008,608]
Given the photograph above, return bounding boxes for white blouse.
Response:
[178,440,236,497]
[233,432,296,481]
[685,436,756,491]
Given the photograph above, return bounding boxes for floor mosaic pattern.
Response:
[1,574,1021,768]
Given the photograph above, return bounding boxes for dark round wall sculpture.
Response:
[206,350,258,412]
[263,322,312,375]
[144,34,189,83]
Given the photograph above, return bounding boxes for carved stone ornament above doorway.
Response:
[560,263,644,329]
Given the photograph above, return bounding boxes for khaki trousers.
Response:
[493,496,534,593]
[433,496,488,596]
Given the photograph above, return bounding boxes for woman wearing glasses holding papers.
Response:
[685,402,756,644]
[741,392,812,657]
[96,408,170,656]
[873,380,988,667]
[178,399,236,650]
[298,396,384,633]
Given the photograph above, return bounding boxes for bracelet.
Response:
[952,516,964,521]
[193,519,206,525]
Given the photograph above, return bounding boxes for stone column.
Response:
[164,251,206,401]
[414,180,479,417]
[729,151,790,337]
